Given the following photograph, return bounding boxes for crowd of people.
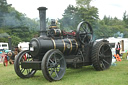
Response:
[0,46,22,66]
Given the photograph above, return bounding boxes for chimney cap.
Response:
[37,7,47,10]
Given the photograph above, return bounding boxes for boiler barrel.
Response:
[29,37,78,58]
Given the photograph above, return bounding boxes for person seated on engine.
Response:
[48,19,76,38]
[49,19,58,29]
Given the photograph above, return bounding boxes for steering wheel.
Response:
[76,21,93,44]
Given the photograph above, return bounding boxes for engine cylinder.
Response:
[47,29,62,37]
[29,37,78,58]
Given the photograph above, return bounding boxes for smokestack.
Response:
[8,37,12,50]
[37,7,47,37]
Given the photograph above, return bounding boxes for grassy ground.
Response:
[0,60,128,85]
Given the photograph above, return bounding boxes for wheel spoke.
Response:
[27,55,29,61]
[50,68,54,75]
[81,36,86,43]
[81,24,87,32]
[53,54,57,64]
[57,67,64,70]
[55,68,58,73]
[86,25,89,32]
[99,52,104,59]
[58,57,63,63]
[103,59,110,65]
[27,69,30,74]
[101,61,106,69]
[99,51,102,55]
[81,24,86,31]
[21,68,25,73]
[105,55,112,58]
[55,69,59,78]
[104,47,109,53]
[49,59,54,64]
[48,63,53,68]
[101,46,105,53]
[99,54,102,58]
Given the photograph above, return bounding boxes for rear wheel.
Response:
[41,49,66,82]
[14,50,36,78]
[91,41,112,71]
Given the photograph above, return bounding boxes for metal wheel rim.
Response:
[98,44,112,69]
[46,51,66,80]
[15,50,36,78]
[76,21,93,44]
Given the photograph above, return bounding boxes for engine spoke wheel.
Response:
[14,50,36,78]
[42,49,66,82]
[76,21,93,44]
[91,41,112,71]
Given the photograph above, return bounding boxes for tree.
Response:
[11,35,22,46]
[0,28,10,42]
[0,0,9,26]
[78,6,99,28]
[0,0,40,47]
[0,0,9,12]
[59,4,99,31]
[95,15,126,39]
[76,0,92,8]
[59,5,80,31]
[123,11,128,28]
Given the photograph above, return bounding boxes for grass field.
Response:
[0,60,128,85]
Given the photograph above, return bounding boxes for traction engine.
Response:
[14,7,112,82]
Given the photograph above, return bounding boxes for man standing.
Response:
[116,42,121,56]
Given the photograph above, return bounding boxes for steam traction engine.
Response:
[14,7,112,81]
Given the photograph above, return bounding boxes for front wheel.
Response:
[41,49,66,82]
[14,50,36,78]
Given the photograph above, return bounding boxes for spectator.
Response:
[115,42,121,56]
[18,46,22,52]
[2,51,8,66]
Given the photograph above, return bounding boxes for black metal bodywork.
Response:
[14,7,112,82]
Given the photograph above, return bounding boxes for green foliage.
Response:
[123,11,128,28]
[0,0,40,30]
[94,15,126,39]
[0,0,9,12]
[0,0,39,47]
[9,27,30,41]
[59,5,80,31]
[76,0,92,8]
[0,28,10,42]
[11,35,22,46]
[0,0,9,26]
[0,37,7,42]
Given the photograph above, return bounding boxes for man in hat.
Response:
[115,42,121,56]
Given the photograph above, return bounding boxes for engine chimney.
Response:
[37,7,47,37]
